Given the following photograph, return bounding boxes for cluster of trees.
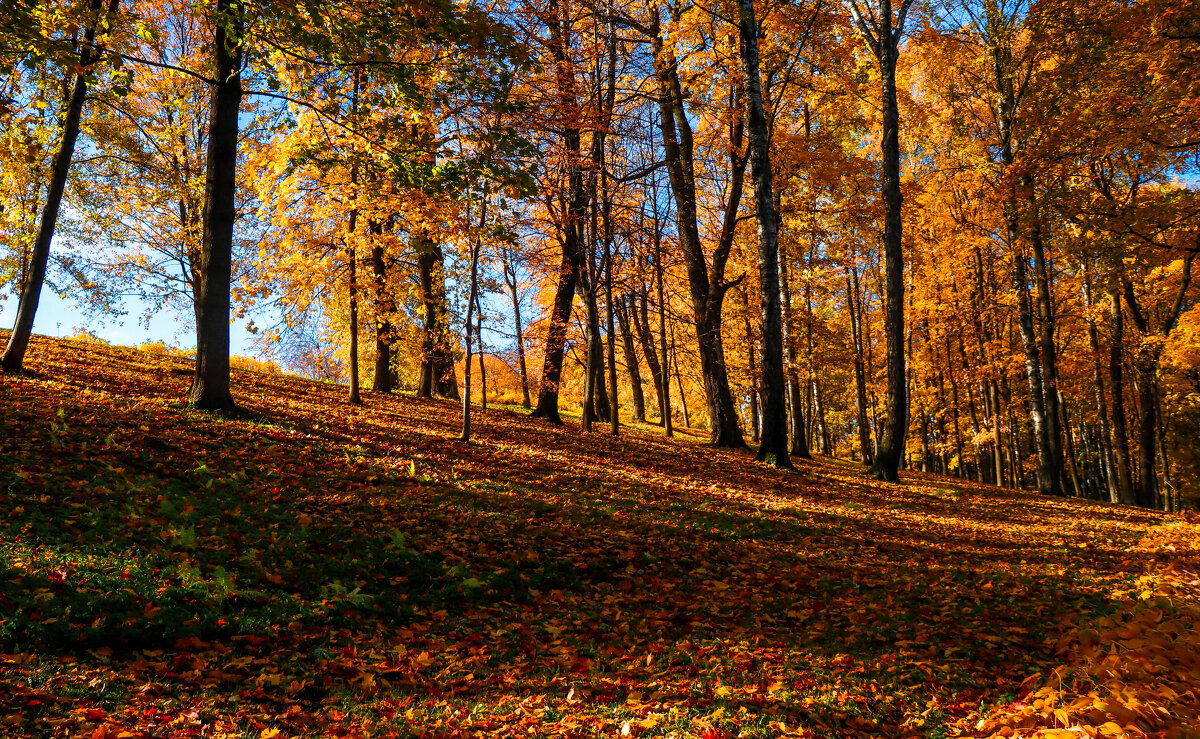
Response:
[2,0,1198,508]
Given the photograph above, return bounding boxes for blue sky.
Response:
[0,291,262,355]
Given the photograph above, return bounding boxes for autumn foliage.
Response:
[1,333,1197,738]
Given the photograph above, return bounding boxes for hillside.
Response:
[1,334,1197,739]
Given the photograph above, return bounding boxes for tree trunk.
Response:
[370,223,394,393]
[1082,277,1116,501]
[615,297,646,422]
[1108,292,1136,505]
[848,269,873,464]
[417,236,460,399]
[652,16,744,448]
[461,229,483,442]
[633,290,665,423]
[853,1,910,483]
[738,0,789,467]
[502,252,532,409]
[779,235,810,458]
[3,0,115,373]
[1121,253,1194,508]
[1133,348,1159,509]
[347,216,362,405]
[672,326,690,429]
[655,208,673,438]
[532,0,586,423]
[1013,255,1056,494]
[187,2,243,410]
[1029,204,1066,493]
[740,287,761,443]
[477,303,487,410]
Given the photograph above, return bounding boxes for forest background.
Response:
[2,0,1199,508]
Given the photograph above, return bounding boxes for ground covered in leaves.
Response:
[1,334,1197,739]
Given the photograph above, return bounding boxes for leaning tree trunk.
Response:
[187,1,243,410]
[532,0,585,424]
[2,0,115,373]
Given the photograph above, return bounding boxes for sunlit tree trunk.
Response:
[500,249,531,408]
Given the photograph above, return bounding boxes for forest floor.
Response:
[1,333,1198,739]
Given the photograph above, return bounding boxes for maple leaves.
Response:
[0,332,1195,738]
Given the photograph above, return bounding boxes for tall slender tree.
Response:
[847,0,916,482]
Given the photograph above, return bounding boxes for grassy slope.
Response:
[0,333,1197,739]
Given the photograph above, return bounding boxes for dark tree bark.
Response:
[778,235,809,458]
[1014,255,1056,494]
[1108,291,1136,505]
[416,235,459,399]
[2,0,118,373]
[651,14,745,448]
[187,1,244,410]
[1122,251,1195,509]
[532,0,586,424]
[500,248,531,408]
[633,290,666,423]
[738,0,789,467]
[1082,276,1116,501]
[1029,206,1067,492]
[369,222,395,393]
[615,296,647,422]
[847,268,873,464]
[848,0,914,482]
[346,213,362,405]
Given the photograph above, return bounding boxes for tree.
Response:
[738,0,789,466]
[846,0,916,482]
[2,0,120,374]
